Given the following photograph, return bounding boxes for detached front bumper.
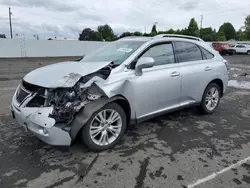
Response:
[11,88,72,146]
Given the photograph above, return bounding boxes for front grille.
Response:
[16,87,30,103]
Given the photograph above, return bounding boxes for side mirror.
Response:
[135,57,155,76]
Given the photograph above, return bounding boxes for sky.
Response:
[0,0,249,39]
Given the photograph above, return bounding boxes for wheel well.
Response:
[113,98,131,124]
[209,79,224,96]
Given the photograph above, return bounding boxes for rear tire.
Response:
[247,51,250,55]
[81,102,127,151]
[198,83,221,114]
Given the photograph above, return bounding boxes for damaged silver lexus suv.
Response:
[11,34,228,151]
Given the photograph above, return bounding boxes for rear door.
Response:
[174,41,216,105]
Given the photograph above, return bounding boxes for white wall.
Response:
[0,39,108,58]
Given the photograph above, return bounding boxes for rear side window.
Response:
[201,47,214,59]
[174,41,203,63]
[141,43,175,66]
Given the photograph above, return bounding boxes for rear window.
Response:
[174,41,203,63]
[201,48,214,59]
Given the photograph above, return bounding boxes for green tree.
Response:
[0,34,6,38]
[218,22,236,40]
[157,31,167,35]
[166,29,175,34]
[151,24,157,36]
[200,27,217,41]
[239,32,247,41]
[143,33,150,36]
[79,28,103,41]
[187,18,199,37]
[175,29,182,34]
[217,31,226,41]
[97,24,115,41]
[134,31,142,36]
[181,28,190,35]
[244,15,250,40]
[119,32,133,38]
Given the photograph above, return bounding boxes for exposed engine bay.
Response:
[25,65,112,126]
[47,66,111,125]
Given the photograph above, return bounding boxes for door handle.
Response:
[170,72,180,77]
[205,67,212,71]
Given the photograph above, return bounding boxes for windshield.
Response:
[81,40,145,66]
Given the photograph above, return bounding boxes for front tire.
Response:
[81,102,127,151]
[247,51,250,55]
[199,83,221,114]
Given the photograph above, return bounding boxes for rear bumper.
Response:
[10,90,72,146]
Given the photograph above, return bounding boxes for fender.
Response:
[69,95,127,143]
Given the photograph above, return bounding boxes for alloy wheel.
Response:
[205,87,219,111]
[89,109,122,146]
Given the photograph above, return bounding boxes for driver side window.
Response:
[141,43,175,66]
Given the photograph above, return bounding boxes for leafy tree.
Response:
[157,31,167,35]
[79,28,103,41]
[187,18,199,37]
[143,33,150,37]
[134,31,142,36]
[200,27,217,41]
[97,24,115,41]
[244,15,250,40]
[217,31,226,41]
[151,24,157,36]
[0,34,6,38]
[181,28,190,35]
[218,22,236,40]
[119,32,133,38]
[175,29,182,34]
[239,32,247,41]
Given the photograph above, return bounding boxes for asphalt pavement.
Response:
[0,55,250,188]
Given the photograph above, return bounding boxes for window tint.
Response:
[201,47,214,59]
[174,42,202,63]
[141,43,175,66]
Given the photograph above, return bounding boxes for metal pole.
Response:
[9,7,13,39]
[200,15,203,39]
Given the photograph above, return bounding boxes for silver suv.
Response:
[11,34,228,151]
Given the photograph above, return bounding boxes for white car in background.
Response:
[228,44,250,55]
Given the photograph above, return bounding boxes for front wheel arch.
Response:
[70,95,131,143]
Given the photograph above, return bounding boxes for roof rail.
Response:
[118,36,151,40]
[154,34,204,42]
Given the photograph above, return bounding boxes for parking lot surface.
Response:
[0,55,250,188]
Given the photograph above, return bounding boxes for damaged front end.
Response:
[47,82,104,128]
[47,66,111,126]
[11,64,113,146]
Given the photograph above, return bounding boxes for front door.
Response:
[130,42,181,119]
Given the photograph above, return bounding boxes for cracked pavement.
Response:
[0,55,250,188]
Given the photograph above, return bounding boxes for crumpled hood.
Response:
[23,61,112,88]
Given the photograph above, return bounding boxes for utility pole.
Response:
[200,15,203,39]
[9,7,13,39]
